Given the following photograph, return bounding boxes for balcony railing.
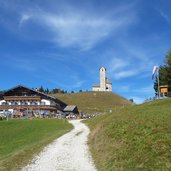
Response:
[0,104,58,110]
[3,96,41,101]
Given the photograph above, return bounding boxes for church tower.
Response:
[100,67,106,91]
[92,66,112,92]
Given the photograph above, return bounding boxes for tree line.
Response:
[154,49,171,95]
[0,86,85,95]
[37,86,66,94]
[37,86,85,94]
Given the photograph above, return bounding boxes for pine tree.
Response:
[153,49,171,94]
[46,88,49,94]
[165,49,171,92]
[44,88,49,94]
[39,86,44,93]
[153,65,168,93]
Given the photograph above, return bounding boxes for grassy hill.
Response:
[0,119,72,171]
[85,98,171,171]
[53,91,132,113]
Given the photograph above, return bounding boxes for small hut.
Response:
[63,105,79,118]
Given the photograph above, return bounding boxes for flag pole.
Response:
[157,66,160,99]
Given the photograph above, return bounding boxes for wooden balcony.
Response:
[3,96,41,101]
[0,105,57,111]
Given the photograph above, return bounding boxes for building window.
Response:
[13,101,18,105]
[32,101,38,105]
[41,102,46,105]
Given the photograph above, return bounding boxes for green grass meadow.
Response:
[0,119,73,170]
[54,91,132,113]
[85,98,171,171]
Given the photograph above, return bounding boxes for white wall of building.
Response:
[0,100,5,105]
[41,99,51,105]
[92,87,100,91]
[106,83,112,92]
[8,109,13,113]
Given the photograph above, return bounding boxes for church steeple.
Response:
[92,67,112,92]
[100,67,106,91]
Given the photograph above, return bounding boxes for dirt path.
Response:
[22,120,97,171]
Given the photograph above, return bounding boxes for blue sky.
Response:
[0,0,171,103]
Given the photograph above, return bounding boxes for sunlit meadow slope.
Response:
[85,98,171,171]
[54,91,132,113]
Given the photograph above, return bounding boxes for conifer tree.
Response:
[39,86,44,93]
[154,49,171,94]
[165,49,171,92]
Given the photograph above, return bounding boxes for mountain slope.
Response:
[85,98,171,171]
[53,91,132,113]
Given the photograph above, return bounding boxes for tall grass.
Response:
[0,119,73,170]
[85,98,171,170]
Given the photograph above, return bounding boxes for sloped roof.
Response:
[99,66,106,71]
[106,78,112,84]
[63,105,77,112]
[92,84,100,87]
[4,85,52,97]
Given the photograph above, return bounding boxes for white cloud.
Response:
[113,70,138,79]
[43,14,114,50]
[108,58,129,73]
[159,10,171,26]
[107,57,135,79]
[9,58,36,72]
[130,96,145,104]
[19,14,32,26]
[127,85,155,104]
[18,3,137,50]
[105,39,157,80]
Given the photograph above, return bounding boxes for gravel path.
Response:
[22,120,97,171]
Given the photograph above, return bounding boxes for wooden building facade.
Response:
[0,85,67,118]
